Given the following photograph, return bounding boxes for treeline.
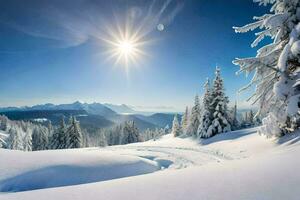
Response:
[83,123,170,147]
[0,115,85,151]
[0,115,157,151]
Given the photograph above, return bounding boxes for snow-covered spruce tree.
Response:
[122,121,142,144]
[50,127,60,150]
[233,0,300,137]
[187,95,201,136]
[198,78,213,138]
[172,114,181,137]
[207,67,231,137]
[32,125,49,151]
[181,106,189,134]
[23,132,32,151]
[50,117,67,149]
[66,116,82,148]
[58,117,67,149]
[7,128,23,150]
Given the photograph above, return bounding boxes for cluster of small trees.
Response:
[142,126,170,141]
[87,120,143,147]
[240,110,261,128]
[0,115,84,151]
[49,116,83,149]
[1,113,150,151]
[171,67,238,138]
[0,115,48,151]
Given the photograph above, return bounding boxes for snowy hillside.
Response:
[1,127,300,199]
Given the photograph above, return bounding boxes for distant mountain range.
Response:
[0,102,179,131]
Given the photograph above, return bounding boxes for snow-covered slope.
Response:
[1,127,300,199]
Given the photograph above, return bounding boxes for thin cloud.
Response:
[0,0,184,50]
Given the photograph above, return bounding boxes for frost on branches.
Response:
[233,0,300,137]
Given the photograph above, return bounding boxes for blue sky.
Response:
[0,0,269,111]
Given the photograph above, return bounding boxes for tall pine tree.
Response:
[172,114,181,137]
[66,116,82,148]
[198,78,213,138]
[181,107,189,134]
[207,67,231,137]
[187,95,201,136]
[32,125,48,151]
[122,121,141,144]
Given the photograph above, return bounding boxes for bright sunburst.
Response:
[104,33,146,69]
[100,18,151,73]
[118,40,134,55]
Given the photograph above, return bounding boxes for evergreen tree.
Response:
[207,67,231,137]
[58,117,67,149]
[198,78,213,138]
[50,128,60,150]
[66,116,82,148]
[32,125,48,151]
[7,128,23,150]
[172,114,181,137]
[122,121,141,144]
[23,132,32,151]
[187,95,201,136]
[181,106,189,134]
[233,0,300,136]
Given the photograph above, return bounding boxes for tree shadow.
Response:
[275,130,300,146]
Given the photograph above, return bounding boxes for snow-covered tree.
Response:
[187,95,201,136]
[23,132,32,151]
[233,0,300,136]
[66,116,82,148]
[122,121,141,144]
[7,128,23,150]
[181,106,189,134]
[50,128,60,150]
[172,114,181,137]
[32,125,49,151]
[58,117,67,149]
[49,117,67,149]
[206,67,231,137]
[198,78,213,138]
[98,131,107,147]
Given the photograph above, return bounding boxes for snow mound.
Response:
[0,149,160,192]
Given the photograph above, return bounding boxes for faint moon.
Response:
[157,24,164,31]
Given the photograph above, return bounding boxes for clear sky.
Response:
[0,0,269,112]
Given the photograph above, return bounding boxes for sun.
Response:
[118,40,134,56]
[99,20,151,71]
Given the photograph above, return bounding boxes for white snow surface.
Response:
[1,127,300,199]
